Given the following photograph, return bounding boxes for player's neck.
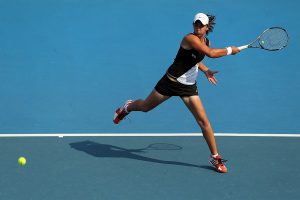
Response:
[193,32,205,40]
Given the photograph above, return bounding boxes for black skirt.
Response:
[154,74,198,97]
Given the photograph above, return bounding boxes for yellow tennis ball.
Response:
[18,157,26,166]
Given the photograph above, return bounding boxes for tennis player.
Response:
[113,13,240,173]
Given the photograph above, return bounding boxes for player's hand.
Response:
[231,46,240,55]
[204,69,218,85]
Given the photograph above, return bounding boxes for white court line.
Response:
[0,133,300,137]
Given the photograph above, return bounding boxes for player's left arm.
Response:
[197,62,209,72]
[198,39,219,85]
[198,62,219,85]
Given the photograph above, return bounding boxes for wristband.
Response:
[226,47,232,55]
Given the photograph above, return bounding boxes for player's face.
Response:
[193,21,208,36]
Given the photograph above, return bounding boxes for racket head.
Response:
[249,27,289,51]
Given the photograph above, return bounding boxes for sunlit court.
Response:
[0,0,299,199]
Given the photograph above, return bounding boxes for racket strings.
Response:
[259,28,289,50]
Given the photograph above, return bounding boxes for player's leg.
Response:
[181,95,218,154]
[181,95,227,173]
[113,89,170,124]
[127,89,170,112]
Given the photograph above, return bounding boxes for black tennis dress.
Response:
[155,36,209,97]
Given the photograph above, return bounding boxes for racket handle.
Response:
[238,45,249,50]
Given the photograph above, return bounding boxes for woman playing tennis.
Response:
[113,13,240,173]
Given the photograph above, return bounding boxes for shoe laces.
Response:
[216,158,228,165]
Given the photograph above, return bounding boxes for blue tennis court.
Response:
[1,135,300,199]
[1,0,300,199]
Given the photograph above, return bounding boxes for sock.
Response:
[212,153,219,158]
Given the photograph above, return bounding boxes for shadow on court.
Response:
[69,140,214,171]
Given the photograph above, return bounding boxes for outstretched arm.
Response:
[182,34,240,58]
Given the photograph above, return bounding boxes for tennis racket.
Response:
[238,27,289,51]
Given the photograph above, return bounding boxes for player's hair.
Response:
[207,14,216,34]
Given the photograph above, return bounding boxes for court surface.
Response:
[1,0,300,199]
[1,134,300,200]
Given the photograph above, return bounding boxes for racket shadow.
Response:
[69,140,215,171]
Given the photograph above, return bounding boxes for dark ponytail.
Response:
[207,15,216,34]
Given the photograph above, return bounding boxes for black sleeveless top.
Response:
[167,37,209,78]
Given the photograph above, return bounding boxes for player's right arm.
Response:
[181,34,240,58]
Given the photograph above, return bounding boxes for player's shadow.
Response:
[69,140,215,171]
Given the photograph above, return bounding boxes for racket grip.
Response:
[238,45,249,50]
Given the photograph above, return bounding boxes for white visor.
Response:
[193,13,209,25]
